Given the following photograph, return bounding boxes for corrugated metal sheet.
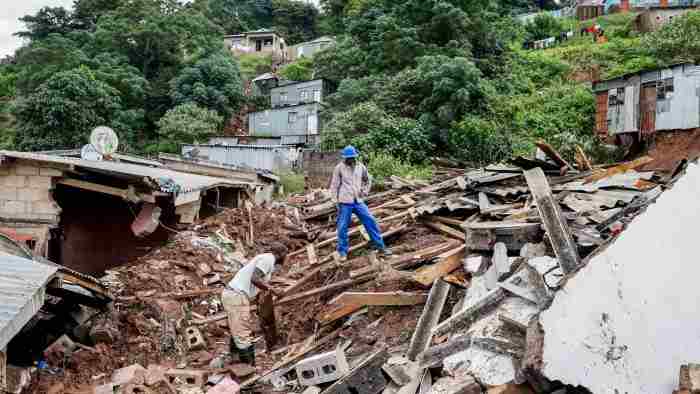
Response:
[640,84,657,135]
[248,103,321,137]
[656,65,700,131]
[209,137,239,145]
[595,92,609,137]
[0,151,251,194]
[0,252,58,350]
[182,145,301,172]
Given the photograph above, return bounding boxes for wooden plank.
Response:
[422,221,466,241]
[306,244,318,266]
[407,279,452,361]
[317,303,365,324]
[464,221,541,231]
[424,215,465,227]
[58,179,133,201]
[275,277,373,306]
[329,291,428,306]
[524,167,580,274]
[584,156,653,184]
[349,241,457,279]
[412,245,466,286]
[535,141,573,171]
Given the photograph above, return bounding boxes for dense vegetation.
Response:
[1,0,700,172]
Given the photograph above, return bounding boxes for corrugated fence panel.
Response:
[183,145,301,172]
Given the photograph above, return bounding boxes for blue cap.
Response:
[341,146,359,159]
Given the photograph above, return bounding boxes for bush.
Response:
[276,170,305,196]
[238,53,273,81]
[447,116,514,166]
[278,56,314,81]
[155,103,222,152]
[524,13,565,41]
[643,11,700,64]
[364,152,433,184]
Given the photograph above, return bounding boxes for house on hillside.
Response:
[287,36,335,62]
[634,4,698,31]
[248,79,329,145]
[224,29,289,65]
[593,63,700,142]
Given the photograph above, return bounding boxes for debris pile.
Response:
[22,149,689,394]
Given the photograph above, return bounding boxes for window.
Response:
[300,90,309,101]
[288,112,298,124]
[657,78,674,100]
[609,87,625,106]
[313,90,321,102]
[280,92,288,103]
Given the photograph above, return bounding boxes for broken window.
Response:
[657,78,674,100]
[288,112,297,124]
[608,87,625,106]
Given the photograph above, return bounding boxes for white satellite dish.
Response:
[81,144,103,161]
[90,126,119,156]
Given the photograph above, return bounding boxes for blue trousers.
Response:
[337,201,386,257]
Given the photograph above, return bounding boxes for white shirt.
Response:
[227,253,276,298]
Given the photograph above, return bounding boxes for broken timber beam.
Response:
[535,141,573,172]
[524,167,580,274]
[276,277,373,306]
[417,335,471,368]
[412,245,466,287]
[329,291,428,306]
[584,156,653,184]
[407,279,452,361]
[349,241,458,279]
[575,145,593,171]
[424,215,465,227]
[422,220,466,241]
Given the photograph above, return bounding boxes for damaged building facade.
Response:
[0,151,259,275]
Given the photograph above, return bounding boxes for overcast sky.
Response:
[1,0,74,57]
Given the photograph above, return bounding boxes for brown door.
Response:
[640,84,657,136]
[595,92,609,139]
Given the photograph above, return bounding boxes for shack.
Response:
[593,63,700,141]
[0,151,259,274]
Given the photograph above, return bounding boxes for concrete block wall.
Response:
[0,163,62,222]
[302,150,340,189]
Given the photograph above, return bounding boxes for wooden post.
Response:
[524,167,580,274]
[258,291,277,350]
[407,280,451,361]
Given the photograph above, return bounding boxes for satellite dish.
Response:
[90,126,119,156]
[81,144,103,161]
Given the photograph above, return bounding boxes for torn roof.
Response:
[0,150,255,194]
[0,251,58,350]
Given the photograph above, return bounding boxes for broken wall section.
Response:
[541,162,700,394]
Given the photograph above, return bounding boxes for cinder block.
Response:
[15,165,39,176]
[164,369,207,387]
[17,188,46,202]
[1,201,27,215]
[0,187,17,201]
[31,201,60,215]
[295,347,350,386]
[27,176,52,188]
[184,327,206,351]
[39,167,63,177]
[1,175,26,188]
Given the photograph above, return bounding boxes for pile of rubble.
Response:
[24,147,692,394]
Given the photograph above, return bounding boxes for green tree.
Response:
[272,0,319,45]
[15,7,74,40]
[154,103,222,152]
[14,68,124,151]
[278,56,314,81]
[523,13,564,41]
[170,53,244,118]
[195,0,273,34]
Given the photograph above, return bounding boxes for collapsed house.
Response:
[0,150,262,275]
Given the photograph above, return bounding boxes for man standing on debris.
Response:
[330,146,392,261]
[221,242,288,358]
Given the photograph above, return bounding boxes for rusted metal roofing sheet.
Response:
[0,252,58,350]
[0,150,252,194]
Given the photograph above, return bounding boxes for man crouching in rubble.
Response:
[330,146,392,262]
[221,242,288,361]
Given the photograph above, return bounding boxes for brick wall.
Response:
[0,162,62,223]
[302,150,340,189]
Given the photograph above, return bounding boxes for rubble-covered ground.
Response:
[20,154,693,394]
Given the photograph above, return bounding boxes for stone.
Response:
[429,375,481,394]
[679,364,700,391]
[486,384,534,394]
[206,377,240,394]
[112,364,146,386]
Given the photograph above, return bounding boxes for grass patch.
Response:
[275,170,305,196]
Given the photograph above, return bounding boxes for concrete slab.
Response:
[541,162,700,394]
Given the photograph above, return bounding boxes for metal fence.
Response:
[182,144,302,172]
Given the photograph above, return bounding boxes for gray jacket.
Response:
[329,162,372,204]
